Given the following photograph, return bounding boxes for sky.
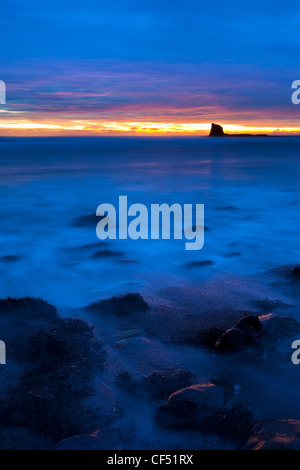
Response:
[0,0,300,135]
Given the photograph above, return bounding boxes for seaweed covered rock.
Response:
[86,293,149,316]
[114,369,196,401]
[0,297,57,320]
[0,318,106,443]
[246,420,300,450]
[155,383,253,440]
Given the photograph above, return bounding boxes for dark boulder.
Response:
[155,383,226,430]
[215,326,264,356]
[155,383,253,440]
[233,315,261,334]
[246,420,300,450]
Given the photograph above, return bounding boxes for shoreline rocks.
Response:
[246,420,300,450]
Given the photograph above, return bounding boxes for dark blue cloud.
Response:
[1,0,299,64]
[0,1,299,126]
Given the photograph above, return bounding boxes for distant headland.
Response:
[209,123,268,137]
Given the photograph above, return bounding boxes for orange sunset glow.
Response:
[1,119,300,136]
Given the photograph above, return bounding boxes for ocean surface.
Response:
[0,136,299,309]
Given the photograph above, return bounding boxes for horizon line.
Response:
[1,120,300,136]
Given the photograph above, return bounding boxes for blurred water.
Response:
[0,136,299,308]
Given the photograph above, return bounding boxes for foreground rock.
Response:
[0,318,106,444]
[212,312,300,358]
[155,383,253,440]
[215,314,263,357]
[246,420,300,450]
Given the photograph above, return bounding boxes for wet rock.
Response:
[186,260,214,268]
[233,314,261,334]
[192,326,226,349]
[114,369,196,401]
[92,249,124,259]
[155,383,253,439]
[215,326,264,356]
[246,420,300,450]
[0,318,106,443]
[155,383,226,429]
[86,293,149,316]
[0,297,58,321]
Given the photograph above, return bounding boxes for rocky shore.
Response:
[0,264,299,449]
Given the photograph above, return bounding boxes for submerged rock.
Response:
[92,249,124,259]
[0,297,57,320]
[156,383,226,429]
[86,293,149,316]
[186,260,214,268]
[72,213,105,227]
[246,420,300,450]
[155,383,253,439]
[0,255,22,263]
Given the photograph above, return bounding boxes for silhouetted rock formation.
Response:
[209,123,226,137]
[208,123,268,137]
